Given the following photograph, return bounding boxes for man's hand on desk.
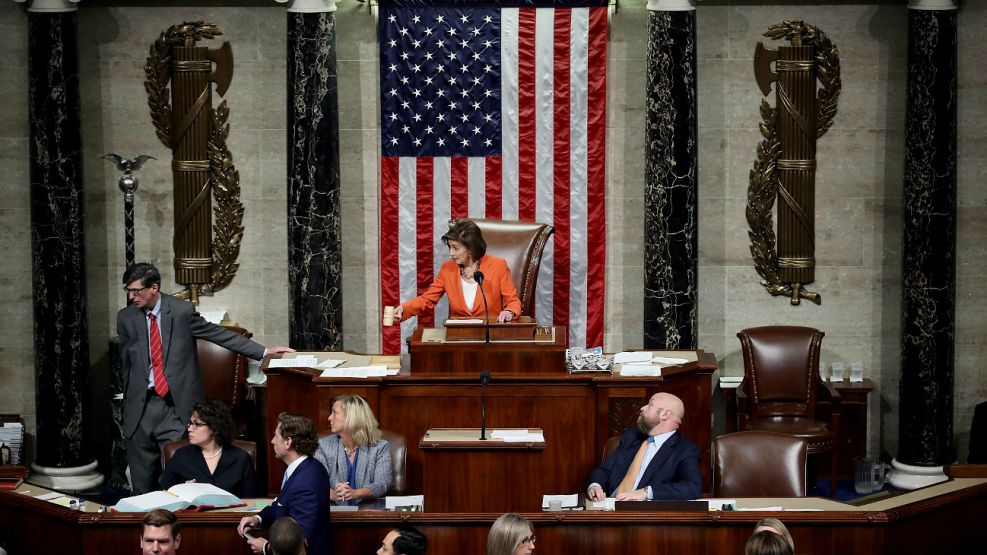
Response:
[267,346,295,355]
[615,489,648,502]
[587,485,606,502]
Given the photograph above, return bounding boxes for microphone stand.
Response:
[480,371,491,440]
[474,271,490,344]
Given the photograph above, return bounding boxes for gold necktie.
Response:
[616,439,651,494]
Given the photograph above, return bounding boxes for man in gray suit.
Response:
[118,262,293,494]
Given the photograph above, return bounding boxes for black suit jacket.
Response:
[159,444,256,497]
[260,457,332,555]
[588,428,702,500]
[117,293,265,437]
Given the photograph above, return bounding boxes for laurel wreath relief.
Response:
[144,22,243,299]
[746,21,840,305]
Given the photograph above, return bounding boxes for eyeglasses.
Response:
[520,535,537,546]
[188,420,207,429]
[123,286,149,295]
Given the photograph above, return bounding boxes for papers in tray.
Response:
[490,429,545,442]
[268,356,319,368]
[385,495,424,511]
[114,483,244,512]
[541,494,579,509]
[318,365,399,378]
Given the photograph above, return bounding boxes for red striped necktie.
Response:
[148,312,169,397]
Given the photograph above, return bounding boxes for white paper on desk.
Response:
[490,429,545,442]
[706,498,737,511]
[329,504,359,512]
[36,492,66,501]
[445,319,484,325]
[620,365,663,377]
[736,506,784,511]
[614,351,653,364]
[269,357,318,368]
[320,365,389,378]
[317,359,345,369]
[591,498,616,511]
[386,495,424,510]
[541,494,579,508]
[653,356,690,365]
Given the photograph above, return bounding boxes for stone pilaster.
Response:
[892,0,958,490]
[643,0,698,349]
[279,0,343,350]
[21,0,101,490]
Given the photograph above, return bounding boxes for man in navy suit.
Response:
[239,413,332,555]
[587,392,702,501]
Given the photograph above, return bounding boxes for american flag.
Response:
[379,0,608,353]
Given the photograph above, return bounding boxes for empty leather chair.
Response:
[472,218,554,317]
[714,431,807,497]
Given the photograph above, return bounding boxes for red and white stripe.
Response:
[380,6,607,354]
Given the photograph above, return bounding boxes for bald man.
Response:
[587,392,702,501]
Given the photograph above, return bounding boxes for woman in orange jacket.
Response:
[393,220,521,323]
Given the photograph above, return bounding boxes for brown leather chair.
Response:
[196,325,252,413]
[601,435,621,461]
[737,326,841,497]
[471,218,554,317]
[714,431,807,497]
[160,438,257,471]
[316,431,407,495]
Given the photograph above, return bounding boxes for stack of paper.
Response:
[541,494,579,509]
[319,366,398,378]
[0,422,24,465]
[268,356,319,368]
[490,429,545,442]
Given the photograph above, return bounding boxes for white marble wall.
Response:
[0,0,984,465]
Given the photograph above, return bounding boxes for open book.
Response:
[114,483,245,512]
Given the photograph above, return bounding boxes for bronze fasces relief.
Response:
[144,22,243,304]
[747,21,841,305]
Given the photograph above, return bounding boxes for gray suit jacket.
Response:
[314,434,393,499]
[117,293,265,437]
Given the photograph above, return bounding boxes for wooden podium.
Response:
[419,428,547,512]
[408,325,567,373]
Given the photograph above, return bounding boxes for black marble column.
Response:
[643,5,698,349]
[898,8,957,467]
[27,10,91,468]
[286,10,342,350]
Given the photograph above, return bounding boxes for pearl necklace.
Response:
[203,448,223,460]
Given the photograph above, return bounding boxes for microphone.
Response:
[480,371,491,440]
[474,271,490,344]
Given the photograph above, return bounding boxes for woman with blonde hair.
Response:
[314,395,392,503]
[486,513,535,555]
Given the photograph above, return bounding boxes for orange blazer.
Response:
[400,256,522,321]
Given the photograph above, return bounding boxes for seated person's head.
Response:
[753,518,794,551]
[141,509,181,554]
[486,513,535,555]
[329,394,383,447]
[377,526,428,555]
[188,400,234,448]
[269,517,306,555]
[745,530,793,555]
[275,412,319,458]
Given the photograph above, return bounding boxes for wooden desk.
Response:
[408,326,567,373]
[261,351,717,502]
[722,378,874,479]
[419,428,547,512]
[4,479,986,554]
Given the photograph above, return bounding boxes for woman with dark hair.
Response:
[159,400,256,497]
[393,219,522,323]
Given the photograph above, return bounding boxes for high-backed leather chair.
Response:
[196,325,252,413]
[316,431,407,495]
[472,218,554,317]
[161,438,257,471]
[601,435,621,462]
[714,431,807,497]
[737,326,841,497]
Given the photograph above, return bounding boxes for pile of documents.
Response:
[0,422,24,465]
[615,352,691,377]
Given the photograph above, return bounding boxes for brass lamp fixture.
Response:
[144,21,243,304]
[747,21,841,305]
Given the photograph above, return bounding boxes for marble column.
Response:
[642,0,698,349]
[892,0,957,490]
[20,0,101,490]
[279,0,343,350]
